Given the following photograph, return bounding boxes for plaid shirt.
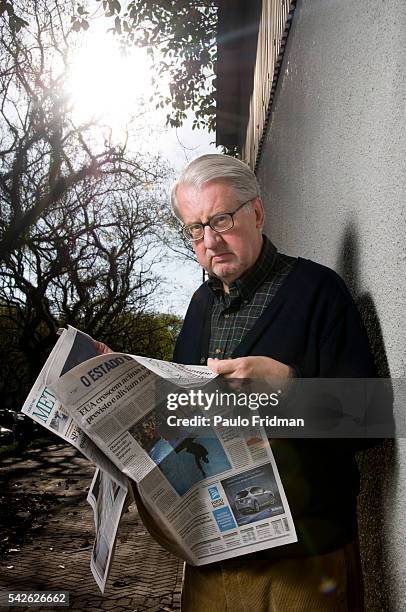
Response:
[208,237,296,359]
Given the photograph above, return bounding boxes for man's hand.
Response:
[207,356,293,379]
[94,340,113,355]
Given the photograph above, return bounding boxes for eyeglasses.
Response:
[181,199,253,242]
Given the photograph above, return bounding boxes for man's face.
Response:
[176,180,265,287]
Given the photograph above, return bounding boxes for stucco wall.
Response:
[256,0,406,610]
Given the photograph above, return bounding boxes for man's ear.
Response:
[253,196,265,230]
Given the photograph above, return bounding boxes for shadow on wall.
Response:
[338,224,390,376]
[338,222,398,612]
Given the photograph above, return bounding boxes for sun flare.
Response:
[66,31,154,135]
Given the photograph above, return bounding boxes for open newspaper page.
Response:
[21,326,131,591]
[87,468,129,592]
[21,326,126,487]
[50,349,298,566]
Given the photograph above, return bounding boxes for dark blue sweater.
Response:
[174,258,377,558]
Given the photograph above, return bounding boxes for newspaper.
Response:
[22,326,297,588]
[22,326,126,488]
[87,468,130,591]
[22,326,130,592]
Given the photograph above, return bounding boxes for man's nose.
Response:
[202,225,222,248]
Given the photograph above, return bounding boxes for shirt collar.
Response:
[207,236,278,303]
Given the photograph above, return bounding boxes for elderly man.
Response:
[169,154,375,611]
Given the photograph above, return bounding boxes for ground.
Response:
[0,443,183,612]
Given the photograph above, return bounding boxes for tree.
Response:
[0,0,29,33]
[108,311,183,361]
[0,0,177,408]
[0,0,167,263]
[3,0,219,132]
[117,0,217,132]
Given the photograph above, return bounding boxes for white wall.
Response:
[256,1,406,609]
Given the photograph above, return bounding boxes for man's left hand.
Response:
[207,356,293,379]
[94,340,112,355]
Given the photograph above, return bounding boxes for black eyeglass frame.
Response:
[181,198,254,242]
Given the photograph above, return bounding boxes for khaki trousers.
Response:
[182,540,364,612]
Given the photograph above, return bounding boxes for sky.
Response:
[66,20,218,317]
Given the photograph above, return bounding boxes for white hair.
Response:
[170,154,261,219]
